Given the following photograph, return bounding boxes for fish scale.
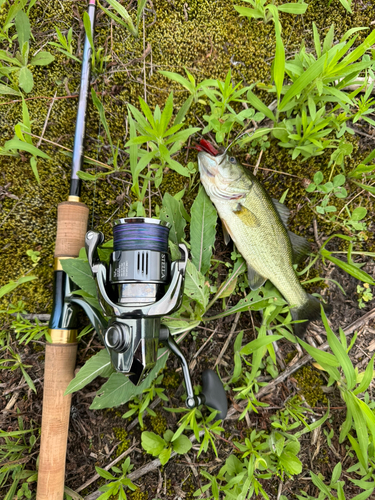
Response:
[197,149,331,338]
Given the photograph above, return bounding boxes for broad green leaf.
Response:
[0,84,21,96]
[4,138,50,158]
[18,66,34,93]
[98,1,136,36]
[190,186,217,275]
[351,207,367,221]
[234,5,263,19]
[65,350,114,394]
[0,275,37,299]
[160,192,186,245]
[172,434,192,454]
[91,343,171,408]
[30,51,55,66]
[90,372,144,409]
[159,447,172,465]
[60,259,97,297]
[15,10,30,48]
[83,11,95,53]
[277,3,308,14]
[141,431,166,456]
[279,452,302,475]
[337,29,375,72]
[184,260,210,310]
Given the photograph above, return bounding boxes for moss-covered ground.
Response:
[1,0,375,498]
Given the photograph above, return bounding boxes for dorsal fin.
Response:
[288,231,311,263]
[272,198,310,263]
[272,198,290,226]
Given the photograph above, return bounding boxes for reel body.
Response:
[80,217,227,418]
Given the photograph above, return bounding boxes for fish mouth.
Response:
[198,151,225,177]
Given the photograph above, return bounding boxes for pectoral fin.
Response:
[247,264,267,290]
[233,204,260,227]
[222,220,231,245]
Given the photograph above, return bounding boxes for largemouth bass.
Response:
[197,146,331,338]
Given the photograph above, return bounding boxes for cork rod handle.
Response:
[36,201,89,500]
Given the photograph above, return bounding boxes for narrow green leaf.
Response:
[353,354,375,395]
[321,308,356,390]
[241,335,283,355]
[321,249,375,285]
[4,138,50,158]
[246,89,276,121]
[0,276,37,299]
[30,157,39,184]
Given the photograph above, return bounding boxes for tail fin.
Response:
[291,295,332,339]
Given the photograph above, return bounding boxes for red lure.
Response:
[194,138,219,156]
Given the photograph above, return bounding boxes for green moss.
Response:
[113,427,130,457]
[294,366,328,407]
[150,411,167,435]
[129,488,148,500]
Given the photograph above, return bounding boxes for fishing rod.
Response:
[37,3,228,494]
[36,1,96,498]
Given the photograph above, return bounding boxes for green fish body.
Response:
[198,151,330,337]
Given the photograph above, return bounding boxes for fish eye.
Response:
[229,156,236,164]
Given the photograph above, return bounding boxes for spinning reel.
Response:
[77,217,227,419]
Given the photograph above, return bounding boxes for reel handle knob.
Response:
[201,369,228,420]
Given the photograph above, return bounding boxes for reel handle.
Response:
[201,370,228,420]
[161,328,228,419]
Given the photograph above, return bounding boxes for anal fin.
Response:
[247,264,266,290]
